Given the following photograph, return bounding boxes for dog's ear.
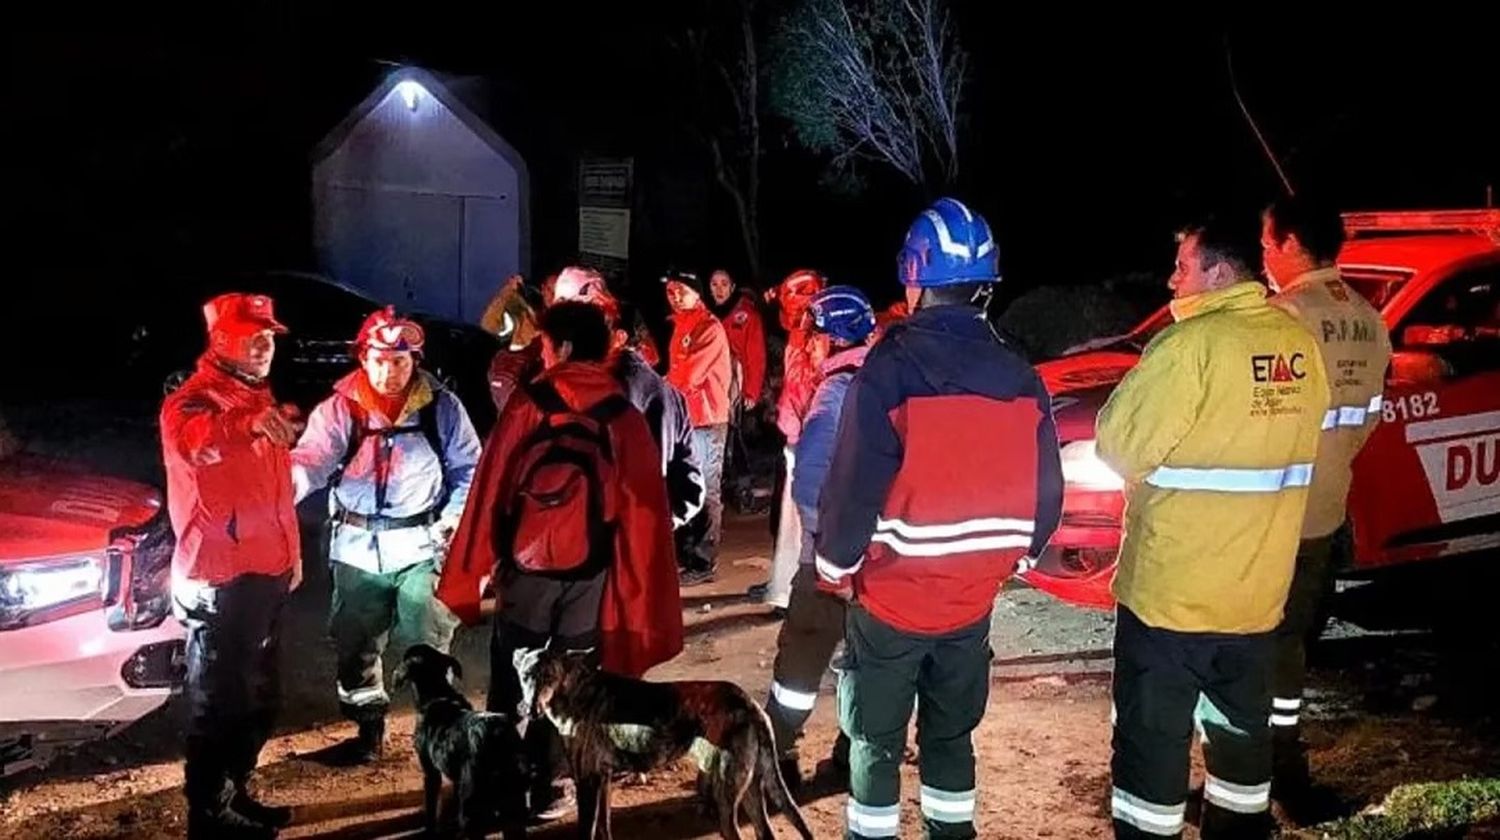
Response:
[443,651,464,682]
[392,661,410,689]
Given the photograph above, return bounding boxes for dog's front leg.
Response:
[575,774,601,840]
[418,755,442,836]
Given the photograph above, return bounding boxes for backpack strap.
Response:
[331,396,370,490]
[524,380,571,416]
[585,394,631,426]
[332,389,451,516]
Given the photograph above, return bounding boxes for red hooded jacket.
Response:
[437,362,683,677]
[715,290,767,405]
[776,328,823,444]
[160,355,300,586]
[666,306,733,428]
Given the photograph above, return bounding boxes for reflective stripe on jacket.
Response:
[1097,282,1331,633]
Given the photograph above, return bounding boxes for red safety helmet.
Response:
[766,269,826,331]
[355,306,425,356]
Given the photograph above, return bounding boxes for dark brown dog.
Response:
[515,646,814,840]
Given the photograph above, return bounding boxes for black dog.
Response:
[515,646,814,840]
[394,644,530,839]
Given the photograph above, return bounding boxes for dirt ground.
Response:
[2,513,1497,839]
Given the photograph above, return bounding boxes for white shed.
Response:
[312,67,529,323]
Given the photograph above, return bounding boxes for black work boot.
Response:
[353,717,386,764]
[232,781,292,829]
[188,782,278,840]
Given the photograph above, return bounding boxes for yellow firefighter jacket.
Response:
[1097,281,1331,633]
[1269,268,1393,539]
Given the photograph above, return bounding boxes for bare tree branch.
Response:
[776,0,967,191]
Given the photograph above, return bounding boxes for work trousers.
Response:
[487,565,608,793]
[329,559,460,723]
[1270,534,1336,790]
[840,606,990,840]
[679,424,728,569]
[766,564,847,755]
[1111,607,1274,839]
[178,572,290,811]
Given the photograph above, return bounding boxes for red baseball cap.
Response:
[203,293,288,336]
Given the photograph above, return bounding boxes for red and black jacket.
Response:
[815,305,1064,635]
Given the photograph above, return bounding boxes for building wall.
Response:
[313,80,524,323]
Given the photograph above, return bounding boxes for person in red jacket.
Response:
[664,270,734,584]
[160,293,303,839]
[708,269,768,409]
[437,301,683,819]
[751,269,828,609]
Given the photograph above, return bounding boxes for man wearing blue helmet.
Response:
[816,199,1064,839]
[764,284,877,788]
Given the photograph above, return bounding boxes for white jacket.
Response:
[292,371,481,574]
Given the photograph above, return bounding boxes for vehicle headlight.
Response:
[1059,440,1125,491]
[0,555,107,630]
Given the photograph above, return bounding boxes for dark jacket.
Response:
[613,349,705,527]
[815,305,1064,634]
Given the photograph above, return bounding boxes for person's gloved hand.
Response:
[246,404,300,447]
[1014,555,1039,576]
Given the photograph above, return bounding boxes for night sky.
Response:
[10,7,1497,326]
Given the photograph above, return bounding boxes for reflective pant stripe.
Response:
[1271,695,1301,727]
[1111,788,1185,835]
[771,681,818,712]
[919,786,975,822]
[1146,463,1314,492]
[846,800,900,837]
[337,684,387,706]
[1204,776,1271,814]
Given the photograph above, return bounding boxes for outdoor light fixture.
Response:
[396,80,423,111]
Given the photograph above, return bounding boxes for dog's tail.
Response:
[755,708,814,840]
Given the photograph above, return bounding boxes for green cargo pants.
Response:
[329,559,461,723]
[839,605,991,840]
[1270,533,1336,791]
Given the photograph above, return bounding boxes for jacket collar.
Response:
[820,344,870,375]
[671,304,712,329]
[536,361,625,410]
[198,353,270,392]
[1275,266,1340,295]
[333,369,438,425]
[1169,281,1268,323]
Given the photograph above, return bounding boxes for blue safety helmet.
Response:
[897,197,1000,287]
[808,285,877,345]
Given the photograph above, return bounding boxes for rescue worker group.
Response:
[161,194,1388,839]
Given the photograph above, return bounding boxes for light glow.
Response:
[396,80,423,111]
[1059,439,1125,491]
